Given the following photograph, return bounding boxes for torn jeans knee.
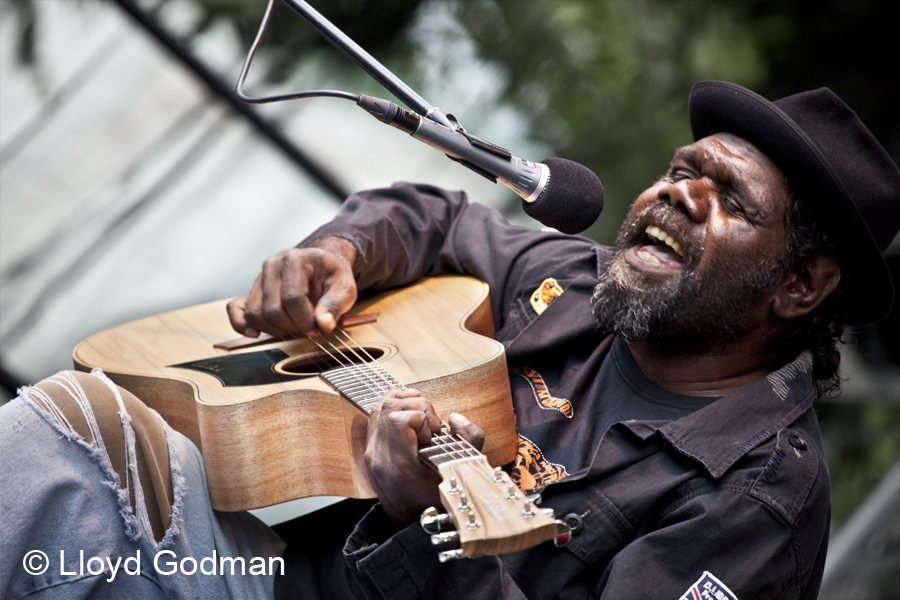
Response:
[19,369,181,547]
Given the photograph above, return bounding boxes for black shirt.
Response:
[509,336,717,493]
[302,182,831,600]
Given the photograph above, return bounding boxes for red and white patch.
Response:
[679,571,738,600]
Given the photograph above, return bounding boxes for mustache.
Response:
[616,203,700,269]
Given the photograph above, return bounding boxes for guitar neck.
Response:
[319,341,567,559]
[320,361,403,415]
[321,361,486,468]
[418,422,487,469]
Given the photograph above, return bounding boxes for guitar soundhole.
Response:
[280,348,385,375]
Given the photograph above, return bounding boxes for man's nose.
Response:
[658,180,710,223]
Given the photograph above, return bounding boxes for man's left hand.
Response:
[365,389,485,527]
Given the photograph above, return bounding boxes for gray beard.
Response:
[591,247,784,344]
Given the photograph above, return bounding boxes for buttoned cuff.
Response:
[343,503,441,598]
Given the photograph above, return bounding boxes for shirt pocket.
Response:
[557,486,635,567]
[496,296,537,342]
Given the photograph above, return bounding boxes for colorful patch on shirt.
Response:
[530,277,564,315]
[510,366,573,418]
[679,571,739,600]
[510,433,568,495]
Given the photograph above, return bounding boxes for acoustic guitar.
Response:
[73,275,567,558]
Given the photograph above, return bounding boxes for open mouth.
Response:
[632,225,685,268]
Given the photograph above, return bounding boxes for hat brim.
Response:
[689,81,893,326]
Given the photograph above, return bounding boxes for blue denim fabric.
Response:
[0,384,285,599]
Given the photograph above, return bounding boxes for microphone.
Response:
[238,1,604,233]
[524,157,604,234]
[358,95,604,234]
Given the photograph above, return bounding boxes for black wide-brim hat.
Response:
[689,81,900,326]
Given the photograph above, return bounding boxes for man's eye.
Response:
[721,194,744,214]
[669,169,692,181]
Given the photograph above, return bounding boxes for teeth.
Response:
[644,225,683,257]
[637,249,660,263]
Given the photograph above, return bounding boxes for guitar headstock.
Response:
[421,459,570,561]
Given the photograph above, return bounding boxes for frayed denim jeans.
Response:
[1,370,285,599]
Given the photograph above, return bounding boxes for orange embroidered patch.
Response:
[510,434,568,495]
[510,366,573,418]
[530,277,563,315]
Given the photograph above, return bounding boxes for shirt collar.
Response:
[622,351,816,479]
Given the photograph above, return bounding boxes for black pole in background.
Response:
[113,0,349,202]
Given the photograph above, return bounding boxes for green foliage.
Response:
[176,0,423,82]
[10,1,895,244]
[448,0,785,242]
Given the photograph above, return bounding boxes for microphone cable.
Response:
[235,0,359,105]
[234,0,604,234]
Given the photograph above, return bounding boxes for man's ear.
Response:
[772,254,841,320]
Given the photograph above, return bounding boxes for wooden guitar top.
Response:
[73,276,517,511]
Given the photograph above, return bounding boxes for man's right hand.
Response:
[226,236,358,338]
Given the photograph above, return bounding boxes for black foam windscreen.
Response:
[522,157,604,234]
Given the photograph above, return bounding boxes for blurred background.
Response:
[1,0,897,596]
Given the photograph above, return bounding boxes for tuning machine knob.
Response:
[430,530,460,546]
[493,466,508,484]
[438,549,464,562]
[420,506,453,534]
[505,482,522,501]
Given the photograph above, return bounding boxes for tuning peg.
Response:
[464,510,482,529]
[553,520,572,547]
[457,493,472,511]
[540,507,556,519]
[431,530,460,546]
[420,507,453,534]
[505,482,521,501]
[525,493,542,505]
[493,466,508,484]
[521,498,538,518]
[438,549,464,562]
[446,476,461,494]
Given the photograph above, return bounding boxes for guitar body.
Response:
[73,276,516,512]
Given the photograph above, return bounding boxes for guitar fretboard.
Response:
[321,362,484,468]
[420,422,488,468]
[321,362,402,414]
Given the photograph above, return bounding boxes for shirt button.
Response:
[789,434,807,450]
[564,513,584,534]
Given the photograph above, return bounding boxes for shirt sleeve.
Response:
[300,181,603,337]
[339,479,827,600]
[341,503,531,600]
[595,486,828,600]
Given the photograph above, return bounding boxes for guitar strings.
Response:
[323,329,518,517]
[259,321,482,463]
[297,327,399,413]
[282,324,507,501]
[330,327,481,463]
[321,329,397,411]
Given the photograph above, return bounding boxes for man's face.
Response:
[592,133,792,344]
